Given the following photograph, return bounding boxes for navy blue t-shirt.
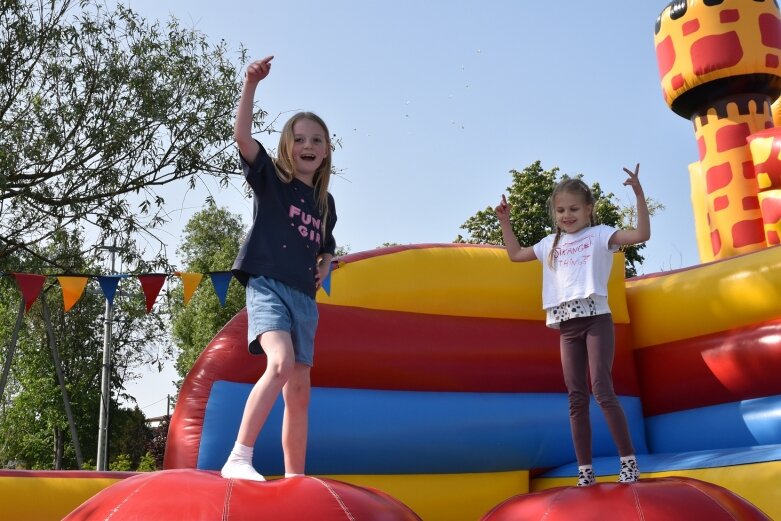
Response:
[232,141,337,298]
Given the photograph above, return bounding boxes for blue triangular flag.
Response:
[320,270,332,296]
[209,272,233,307]
[97,275,128,306]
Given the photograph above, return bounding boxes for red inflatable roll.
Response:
[482,477,770,521]
[64,469,421,521]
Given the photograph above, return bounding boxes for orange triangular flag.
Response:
[137,274,167,313]
[12,273,47,313]
[56,276,89,312]
[176,272,203,306]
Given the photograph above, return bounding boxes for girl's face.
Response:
[291,118,328,182]
[553,191,592,234]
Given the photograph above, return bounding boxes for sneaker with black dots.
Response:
[618,457,639,483]
[577,466,596,487]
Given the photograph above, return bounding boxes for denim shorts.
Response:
[246,275,318,366]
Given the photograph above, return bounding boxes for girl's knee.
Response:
[568,389,589,406]
[265,357,296,381]
[593,390,620,409]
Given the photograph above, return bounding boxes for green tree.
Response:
[456,161,662,278]
[170,205,246,380]
[0,229,168,469]
[0,0,265,271]
[137,451,157,472]
[144,416,169,470]
[109,453,132,472]
[109,406,152,470]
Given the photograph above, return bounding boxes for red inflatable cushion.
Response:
[482,477,770,521]
[64,469,421,521]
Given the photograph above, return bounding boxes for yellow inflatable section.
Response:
[0,471,129,521]
[328,470,528,521]
[320,245,629,324]
[626,245,781,348]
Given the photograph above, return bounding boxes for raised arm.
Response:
[495,194,537,262]
[234,56,274,165]
[610,163,651,247]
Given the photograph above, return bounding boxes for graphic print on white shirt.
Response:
[533,225,619,310]
[553,234,593,269]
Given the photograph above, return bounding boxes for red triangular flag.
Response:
[12,273,47,313]
[137,274,167,313]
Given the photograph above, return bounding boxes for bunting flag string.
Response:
[0,271,244,314]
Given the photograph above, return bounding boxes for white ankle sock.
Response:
[284,473,305,478]
[221,442,265,482]
[620,455,636,462]
[578,464,593,471]
[231,442,254,460]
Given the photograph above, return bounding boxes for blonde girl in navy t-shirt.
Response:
[221,56,337,482]
[495,165,649,487]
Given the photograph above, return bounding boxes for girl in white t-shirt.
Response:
[495,164,650,487]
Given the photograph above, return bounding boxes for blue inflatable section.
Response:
[198,381,647,475]
[646,395,781,453]
[541,444,781,477]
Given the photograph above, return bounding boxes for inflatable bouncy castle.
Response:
[162,244,780,520]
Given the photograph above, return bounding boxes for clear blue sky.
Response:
[121,0,702,416]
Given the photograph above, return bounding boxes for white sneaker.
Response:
[221,460,266,482]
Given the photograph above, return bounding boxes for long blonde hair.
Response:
[274,112,333,233]
[547,178,596,269]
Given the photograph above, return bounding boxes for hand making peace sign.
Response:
[622,163,644,195]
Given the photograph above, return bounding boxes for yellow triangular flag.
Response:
[177,272,204,306]
[57,276,89,312]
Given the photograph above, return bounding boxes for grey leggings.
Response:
[559,313,635,465]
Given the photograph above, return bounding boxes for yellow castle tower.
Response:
[655,0,781,261]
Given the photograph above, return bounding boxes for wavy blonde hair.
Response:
[547,178,596,269]
[274,112,333,230]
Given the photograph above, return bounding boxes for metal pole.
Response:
[96,245,117,471]
[41,295,84,468]
[0,299,26,401]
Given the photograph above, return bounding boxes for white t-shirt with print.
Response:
[532,224,619,310]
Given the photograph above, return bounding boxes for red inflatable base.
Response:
[482,477,770,521]
[64,469,421,521]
